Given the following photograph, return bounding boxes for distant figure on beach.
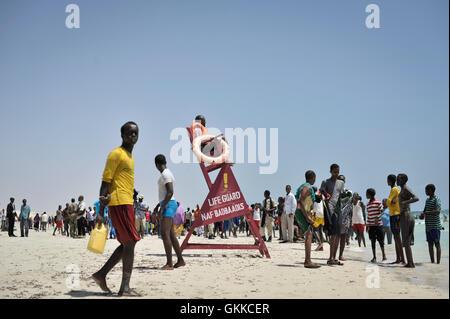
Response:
[386,174,405,265]
[19,199,31,237]
[282,185,296,243]
[381,199,393,245]
[145,209,151,235]
[0,209,6,231]
[311,188,325,251]
[69,198,78,238]
[86,206,95,234]
[76,196,87,237]
[7,198,17,237]
[261,190,276,242]
[62,203,70,237]
[352,193,366,248]
[320,164,345,266]
[53,205,63,236]
[366,188,386,263]
[338,175,352,261]
[252,203,261,230]
[276,196,284,241]
[397,173,419,268]
[295,170,321,268]
[92,121,141,297]
[41,212,48,232]
[134,195,148,239]
[154,154,185,270]
[33,213,40,231]
[420,184,441,264]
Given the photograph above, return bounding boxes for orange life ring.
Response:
[190,122,208,139]
[192,134,230,164]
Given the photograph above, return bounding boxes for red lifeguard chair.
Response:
[180,128,270,258]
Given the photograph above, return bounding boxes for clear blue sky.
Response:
[0,0,448,214]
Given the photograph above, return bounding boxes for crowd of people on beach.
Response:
[1,116,446,296]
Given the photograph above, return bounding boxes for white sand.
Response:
[0,229,448,299]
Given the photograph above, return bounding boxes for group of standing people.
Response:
[2,198,55,237]
[252,163,442,269]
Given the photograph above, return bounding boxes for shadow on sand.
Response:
[144,253,263,259]
[65,290,115,298]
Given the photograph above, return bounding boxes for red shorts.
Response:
[353,224,365,233]
[108,205,141,244]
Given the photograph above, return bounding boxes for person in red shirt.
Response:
[145,210,150,235]
[366,188,387,263]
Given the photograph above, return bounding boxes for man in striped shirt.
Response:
[366,188,386,263]
[420,184,442,264]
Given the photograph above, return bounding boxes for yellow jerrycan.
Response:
[87,223,108,254]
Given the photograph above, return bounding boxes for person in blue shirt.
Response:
[19,199,31,237]
[381,199,392,245]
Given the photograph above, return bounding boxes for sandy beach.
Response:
[0,228,448,299]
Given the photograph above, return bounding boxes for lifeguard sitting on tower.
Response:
[180,115,270,258]
[189,114,230,165]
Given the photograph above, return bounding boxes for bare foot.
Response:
[315,244,324,251]
[404,264,415,268]
[174,260,186,268]
[304,262,321,269]
[91,273,112,295]
[160,264,174,270]
[390,260,402,264]
[339,257,346,261]
[118,288,142,297]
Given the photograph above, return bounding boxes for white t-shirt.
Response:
[352,201,365,225]
[312,202,324,218]
[158,168,175,202]
[77,201,86,220]
[88,210,95,222]
[253,208,261,221]
[41,213,48,222]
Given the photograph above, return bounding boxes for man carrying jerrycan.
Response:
[90,121,142,297]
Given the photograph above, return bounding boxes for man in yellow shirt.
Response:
[386,174,405,265]
[91,121,141,297]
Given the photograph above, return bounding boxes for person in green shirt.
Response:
[19,199,31,237]
[419,184,442,264]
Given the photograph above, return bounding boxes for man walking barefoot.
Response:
[91,121,141,297]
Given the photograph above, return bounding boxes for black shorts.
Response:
[390,215,401,235]
[368,226,384,246]
[328,212,341,236]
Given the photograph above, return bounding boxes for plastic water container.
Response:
[87,224,108,254]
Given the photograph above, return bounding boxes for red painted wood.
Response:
[181,127,270,258]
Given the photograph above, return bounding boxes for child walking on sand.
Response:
[366,188,386,263]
